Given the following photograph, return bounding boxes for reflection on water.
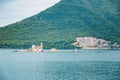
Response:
[0,49,120,80]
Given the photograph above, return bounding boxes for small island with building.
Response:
[17,43,59,52]
[28,43,43,52]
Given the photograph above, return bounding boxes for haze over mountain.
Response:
[0,0,60,27]
[0,0,120,49]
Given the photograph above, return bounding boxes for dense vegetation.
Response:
[0,0,120,49]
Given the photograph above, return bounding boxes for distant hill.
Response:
[0,0,120,49]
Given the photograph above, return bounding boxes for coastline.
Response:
[13,48,120,53]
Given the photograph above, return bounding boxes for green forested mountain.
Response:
[0,0,120,49]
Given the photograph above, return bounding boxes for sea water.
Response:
[0,49,120,80]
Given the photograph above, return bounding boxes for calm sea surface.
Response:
[0,49,120,80]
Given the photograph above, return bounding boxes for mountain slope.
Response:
[0,0,120,49]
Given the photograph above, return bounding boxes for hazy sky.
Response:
[0,0,60,27]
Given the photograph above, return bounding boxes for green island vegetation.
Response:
[0,0,120,49]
